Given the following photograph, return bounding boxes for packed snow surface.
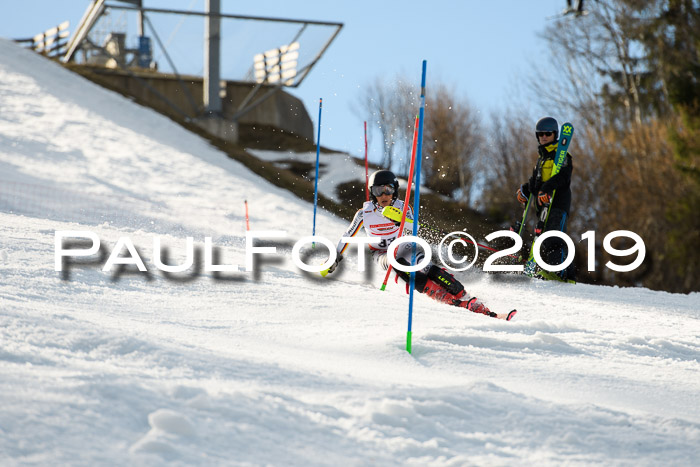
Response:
[1,38,699,465]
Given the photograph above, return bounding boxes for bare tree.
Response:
[520,0,699,292]
[355,76,417,173]
[357,75,484,202]
[530,0,667,130]
[478,110,534,220]
[423,83,484,203]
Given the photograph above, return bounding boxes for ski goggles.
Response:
[536,131,554,137]
[371,185,396,197]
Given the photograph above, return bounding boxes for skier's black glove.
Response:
[320,255,343,277]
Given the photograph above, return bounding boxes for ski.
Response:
[454,296,518,321]
[459,302,517,321]
[536,269,576,284]
[471,304,518,321]
[498,310,518,321]
[468,308,517,320]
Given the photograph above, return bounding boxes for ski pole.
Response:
[511,194,533,262]
[380,115,419,291]
[523,186,559,271]
[311,98,323,247]
[380,206,519,259]
[514,194,533,237]
[420,221,516,257]
[524,191,556,274]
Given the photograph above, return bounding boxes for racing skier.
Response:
[322,169,498,317]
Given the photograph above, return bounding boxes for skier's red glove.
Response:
[538,191,551,205]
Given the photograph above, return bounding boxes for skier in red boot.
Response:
[321,169,514,320]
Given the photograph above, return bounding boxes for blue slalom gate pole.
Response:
[312,98,323,245]
[407,61,427,354]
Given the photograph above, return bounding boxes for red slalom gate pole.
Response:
[244,200,250,231]
[380,114,419,291]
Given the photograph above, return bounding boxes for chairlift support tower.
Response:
[204,0,222,116]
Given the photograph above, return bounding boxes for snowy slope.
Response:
[1,38,699,465]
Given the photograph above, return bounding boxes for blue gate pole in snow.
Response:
[407,61,427,354]
[312,98,323,246]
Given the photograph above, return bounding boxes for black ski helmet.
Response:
[368,169,399,203]
[535,117,559,141]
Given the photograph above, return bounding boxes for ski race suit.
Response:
[335,199,417,268]
[335,199,464,296]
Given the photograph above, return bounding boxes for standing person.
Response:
[516,117,574,280]
[322,169,503,318]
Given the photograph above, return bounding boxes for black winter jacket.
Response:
[521,143,573,214]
